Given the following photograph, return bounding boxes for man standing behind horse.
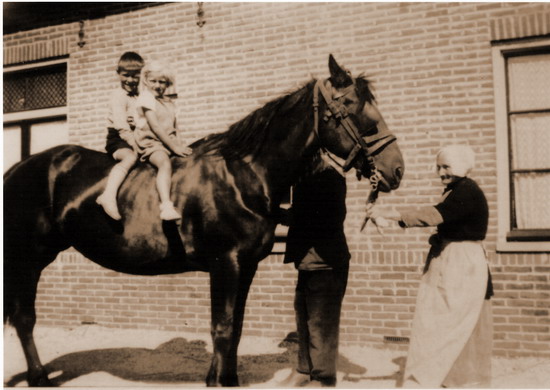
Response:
[280,154,350,387]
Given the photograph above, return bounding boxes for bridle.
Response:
[313,79,396,190]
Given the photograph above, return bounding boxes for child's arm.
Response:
[143,108,189,157]
[173,118,193,155]
[110,91,132,132]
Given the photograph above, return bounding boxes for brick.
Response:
[505,283,534,290]
[523,325,550,333]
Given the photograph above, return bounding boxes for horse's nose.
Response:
[392,166,404,189]
[395,166,403,181]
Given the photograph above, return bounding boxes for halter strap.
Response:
[313,79,396,190]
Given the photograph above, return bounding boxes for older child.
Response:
[134,60,192,220]
[97,51,144,220]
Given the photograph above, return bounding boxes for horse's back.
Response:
[4,144,110,184]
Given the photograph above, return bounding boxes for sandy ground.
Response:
[4,324,550,389]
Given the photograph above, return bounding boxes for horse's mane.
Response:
[354,74,376,104]
[191,75,375,160]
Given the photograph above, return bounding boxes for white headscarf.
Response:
[437,144,476,177]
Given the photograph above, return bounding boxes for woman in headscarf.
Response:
[366,145,493,388]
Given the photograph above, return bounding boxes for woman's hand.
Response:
[365,204,401,230]
[366,204,401,221]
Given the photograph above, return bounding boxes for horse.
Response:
[4,55,404,387]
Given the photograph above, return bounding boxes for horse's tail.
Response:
[4,160,27,326]
[3,144,87,327]
[4,161,25,326]
[3,264,17,326]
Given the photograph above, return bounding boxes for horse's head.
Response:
[314,55,404,192]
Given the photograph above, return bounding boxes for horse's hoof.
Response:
[222,375,239,387]
[28,371,54,387]
[205,373,239,387]
[28,377,54,387]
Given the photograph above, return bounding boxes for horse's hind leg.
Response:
[5,250,58,387]
[206,259,257,387]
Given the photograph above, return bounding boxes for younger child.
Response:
[134,60,192,220]
[97,51,145,220]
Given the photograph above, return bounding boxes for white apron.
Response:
[404,241,491,388]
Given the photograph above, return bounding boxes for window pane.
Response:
[3,125,22,172]
[508,53,550,111]
[3,64,67,113]
[513,172,550,229]
[30,120,68,155]
[510,113,550,170]
[26,69,67,110]
[2,75,26,112]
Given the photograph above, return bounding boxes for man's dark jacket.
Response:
[284,164,351,269]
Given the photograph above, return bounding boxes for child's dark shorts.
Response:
[105,128,133,156]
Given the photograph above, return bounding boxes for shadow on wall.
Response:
[6,332,386,387]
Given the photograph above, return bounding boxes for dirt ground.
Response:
[3,324,550,388]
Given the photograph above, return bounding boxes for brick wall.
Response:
[4,2,550,357]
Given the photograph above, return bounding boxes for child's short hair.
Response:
[117,52,145,73]
[140,60,176,88]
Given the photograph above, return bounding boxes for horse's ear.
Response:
[328,54,352,87]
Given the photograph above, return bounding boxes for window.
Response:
[492,39,550,251]
[4,63,66,113]
[3,59,68,172]
[3,118,68,171]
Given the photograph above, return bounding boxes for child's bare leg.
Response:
[97,148,137,220]
[149,150,181,220]
[114,148,138,171]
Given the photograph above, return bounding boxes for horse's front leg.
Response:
[206,256,257,387]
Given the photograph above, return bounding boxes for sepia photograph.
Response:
[3,1,550,388]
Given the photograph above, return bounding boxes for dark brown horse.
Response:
[4,55,404,387]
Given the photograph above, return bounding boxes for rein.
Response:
[313,79,396,190]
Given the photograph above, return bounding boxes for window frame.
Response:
[492,38,550,252]
[3,58,68,167]
[4,115,68,161]
[3,58,68,121]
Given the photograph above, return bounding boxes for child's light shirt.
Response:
[134,89,178,161]
[107,87,138,135]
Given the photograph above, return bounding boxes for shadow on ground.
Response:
[6,333,377,387]
[343,356,406,387]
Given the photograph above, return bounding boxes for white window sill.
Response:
[496,241,550,253]
[3,107,67,123]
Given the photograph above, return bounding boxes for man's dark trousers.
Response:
[295,267,348,386]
